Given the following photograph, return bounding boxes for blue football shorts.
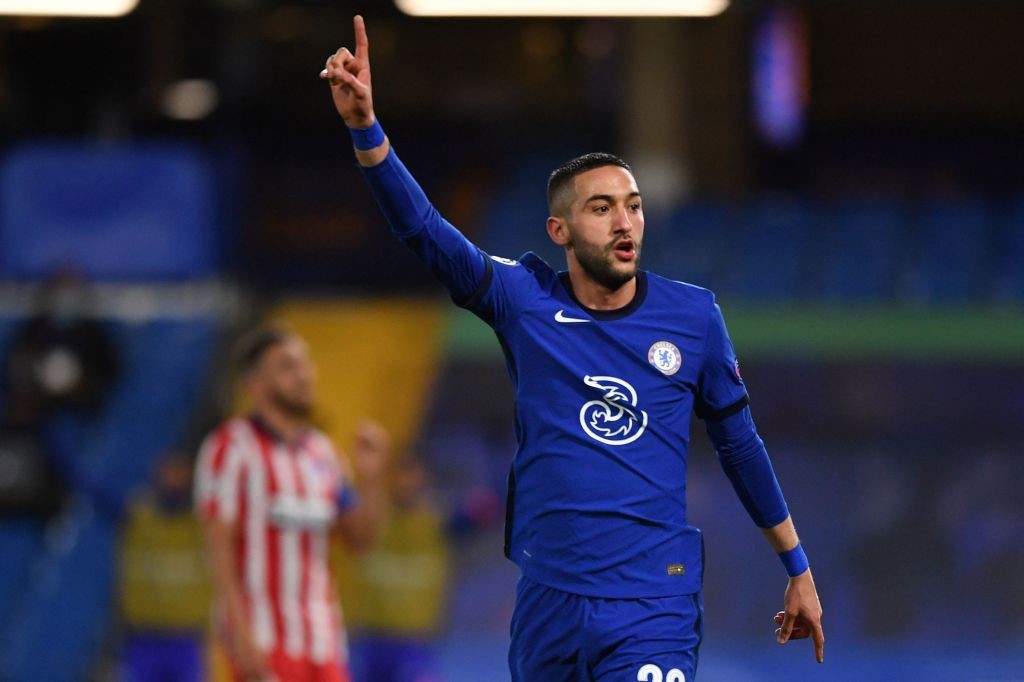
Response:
[509,576,704,682]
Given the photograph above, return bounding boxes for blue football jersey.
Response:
[357,148,779,600]
[464,251,749,598]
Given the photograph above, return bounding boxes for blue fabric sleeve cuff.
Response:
[349,119,385,151]
[336,485,359,512]
[779,543,810,577]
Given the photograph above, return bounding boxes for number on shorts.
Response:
[637,663,685,682]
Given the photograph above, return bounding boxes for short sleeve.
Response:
[695,300,749,420]
[311,434,360,514]
[194,427,246,523]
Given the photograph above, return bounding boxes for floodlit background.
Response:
[0,1,1022,680]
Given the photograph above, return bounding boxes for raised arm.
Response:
[320,16,385,166]
[320,16,490,308]
[334,420,389,552]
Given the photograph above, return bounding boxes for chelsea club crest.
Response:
[648,341,682,376]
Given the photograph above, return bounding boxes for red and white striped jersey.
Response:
[195,415,353,664]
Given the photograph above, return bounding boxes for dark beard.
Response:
[572,236,641,292]
[270,390,313,419]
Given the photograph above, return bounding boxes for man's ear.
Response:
[547,215,570,247]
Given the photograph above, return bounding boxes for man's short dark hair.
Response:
[233,324,295,376]
[547,153,632,216]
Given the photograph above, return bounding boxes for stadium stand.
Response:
[0,319,218,682]
[902,199,991,303]
[994,199,1024,303]
[0,142,225,681]
[477,159,1024,306]
[817,199,905,302]
[733,198,815,301]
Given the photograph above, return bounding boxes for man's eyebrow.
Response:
[583,191,642,204]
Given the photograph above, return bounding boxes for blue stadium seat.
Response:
[0,518,45,640]
[818,199,905,302]
[479,154,569,267]
[992,199,1024,303]
[82,320,218,503]
[732,198,815,301]
[0,504,117,682]
[647,201,734,291]
[900,199,991,304]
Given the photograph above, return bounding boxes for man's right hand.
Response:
[232,628,270,681]
[321,15,375,129]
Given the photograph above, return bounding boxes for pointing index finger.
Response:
[354,15,369,63]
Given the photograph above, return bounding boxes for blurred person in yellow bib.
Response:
[119,450,211,682]
[341,456,500,682]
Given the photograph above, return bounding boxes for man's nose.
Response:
[614,206,633,233]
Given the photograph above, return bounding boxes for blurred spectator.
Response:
[0,425,63,516]
[3,270,119,428]
[347,456,500,682]
[118,450,211,682]
[0,270,120,516]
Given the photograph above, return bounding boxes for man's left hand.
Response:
[774,568,824,663]
[351,419,389,482]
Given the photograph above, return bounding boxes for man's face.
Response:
[391,459,427,510]
[154,454,193,509]
[251,337,316,418]
[562,166,644,291]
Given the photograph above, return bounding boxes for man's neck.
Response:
[566,263,637,311]
[253,407,308,445]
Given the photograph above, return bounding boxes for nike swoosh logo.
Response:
[555,310,590,323]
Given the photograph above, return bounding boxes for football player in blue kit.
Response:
[321,17,824,681]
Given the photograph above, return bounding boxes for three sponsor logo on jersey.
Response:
[575,341,683,446]
[579,375,649,445]
[552,299,687,447]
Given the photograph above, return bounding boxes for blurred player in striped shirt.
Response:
[195,325,388,682]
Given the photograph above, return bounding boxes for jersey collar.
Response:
[248,413,311,449]
[557,270,648,321]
